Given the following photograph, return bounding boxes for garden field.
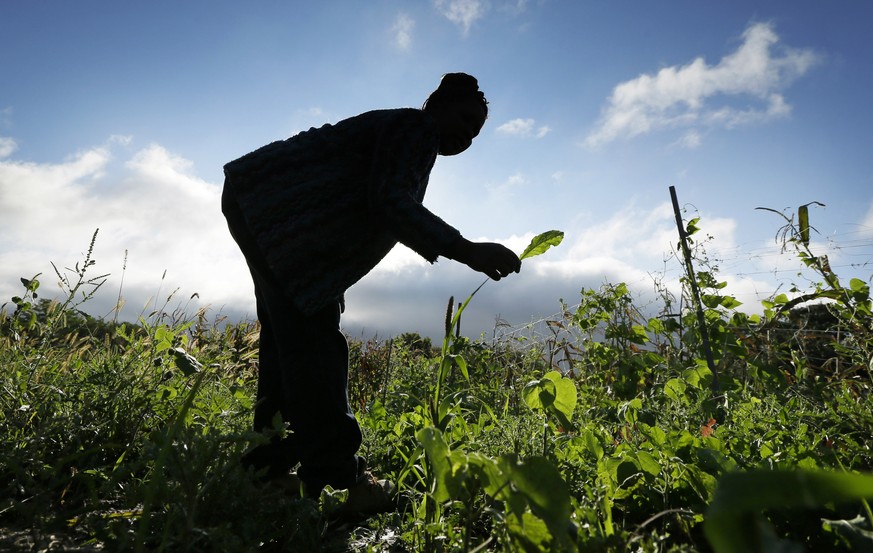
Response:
[2,220,872,552]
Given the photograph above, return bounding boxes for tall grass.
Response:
[1,219,872,552]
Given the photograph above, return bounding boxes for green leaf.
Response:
[454,355,469,381]
[417,427,453,503]
[850,278,869,294]
[626,324,649,344]
[619,398,643,424]
[503,455,573,545]
[638,423,667,447]
[702,294,722,308]
[466,452,508,500]
[636,451,661,476]
[582,430,604,460]
[709,469,873,515]
[705,469,873,553]
[607,458,642,497]
[684,364,713,390]
[664,378,687,402]
[506,512,553,551]
[523,378,556,411]
[798,204,809,246]
[21,277,40,292]
[156,385,178,401]
[647,317,665,334]
[172,348,202,376]
[520,230,564,261]
[542,371,577,423]
[684,465,719,503]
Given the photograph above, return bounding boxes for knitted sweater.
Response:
[222,108,462,315]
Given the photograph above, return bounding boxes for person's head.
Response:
[423,73,488,156]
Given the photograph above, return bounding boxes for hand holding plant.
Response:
[446,237,521,280]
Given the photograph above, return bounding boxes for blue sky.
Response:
[2,1,872,341]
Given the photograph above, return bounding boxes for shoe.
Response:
[334,472,397,520]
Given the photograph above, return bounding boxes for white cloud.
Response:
[497,118,532,135]
[673,130,702,150]
[392,13,415,50]
[0,146,110,230]
[109,134,133,147]
[373,243,428,273]
[0,138,251,322]
[0,137,16,158]
[585,22,819,148]
[434,0,488,35]
[564,202,678,261]
[486,172,527,198]
[496,118,550,138]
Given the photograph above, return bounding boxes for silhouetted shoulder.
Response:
[328,108,433,139]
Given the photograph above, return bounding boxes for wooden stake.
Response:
[669,186,720,391]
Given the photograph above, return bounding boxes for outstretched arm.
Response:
[444,237,521,281]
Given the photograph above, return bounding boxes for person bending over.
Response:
[222,72,521,517]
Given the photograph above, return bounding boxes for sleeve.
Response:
[367,111,462,262]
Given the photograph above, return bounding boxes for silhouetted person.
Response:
[221,73,520,516]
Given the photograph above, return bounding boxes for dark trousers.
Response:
[223,186,363,492]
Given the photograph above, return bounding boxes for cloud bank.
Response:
[1,137,797,342]
[585,22,819,148]
[0,139,252,323]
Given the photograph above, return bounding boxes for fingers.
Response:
[485,244,521,280]
[463,241,522,280]
[488,255,521,281]
[497,247,521,275]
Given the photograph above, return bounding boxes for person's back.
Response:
[223,107,456,314]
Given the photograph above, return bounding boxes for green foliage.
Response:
[519,230,564,261]
[705,470,873,553]
[3,222,873,552]
[523,370,577,430]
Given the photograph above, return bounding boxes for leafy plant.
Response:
[705,469,873,553]
[4,217,873,552]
